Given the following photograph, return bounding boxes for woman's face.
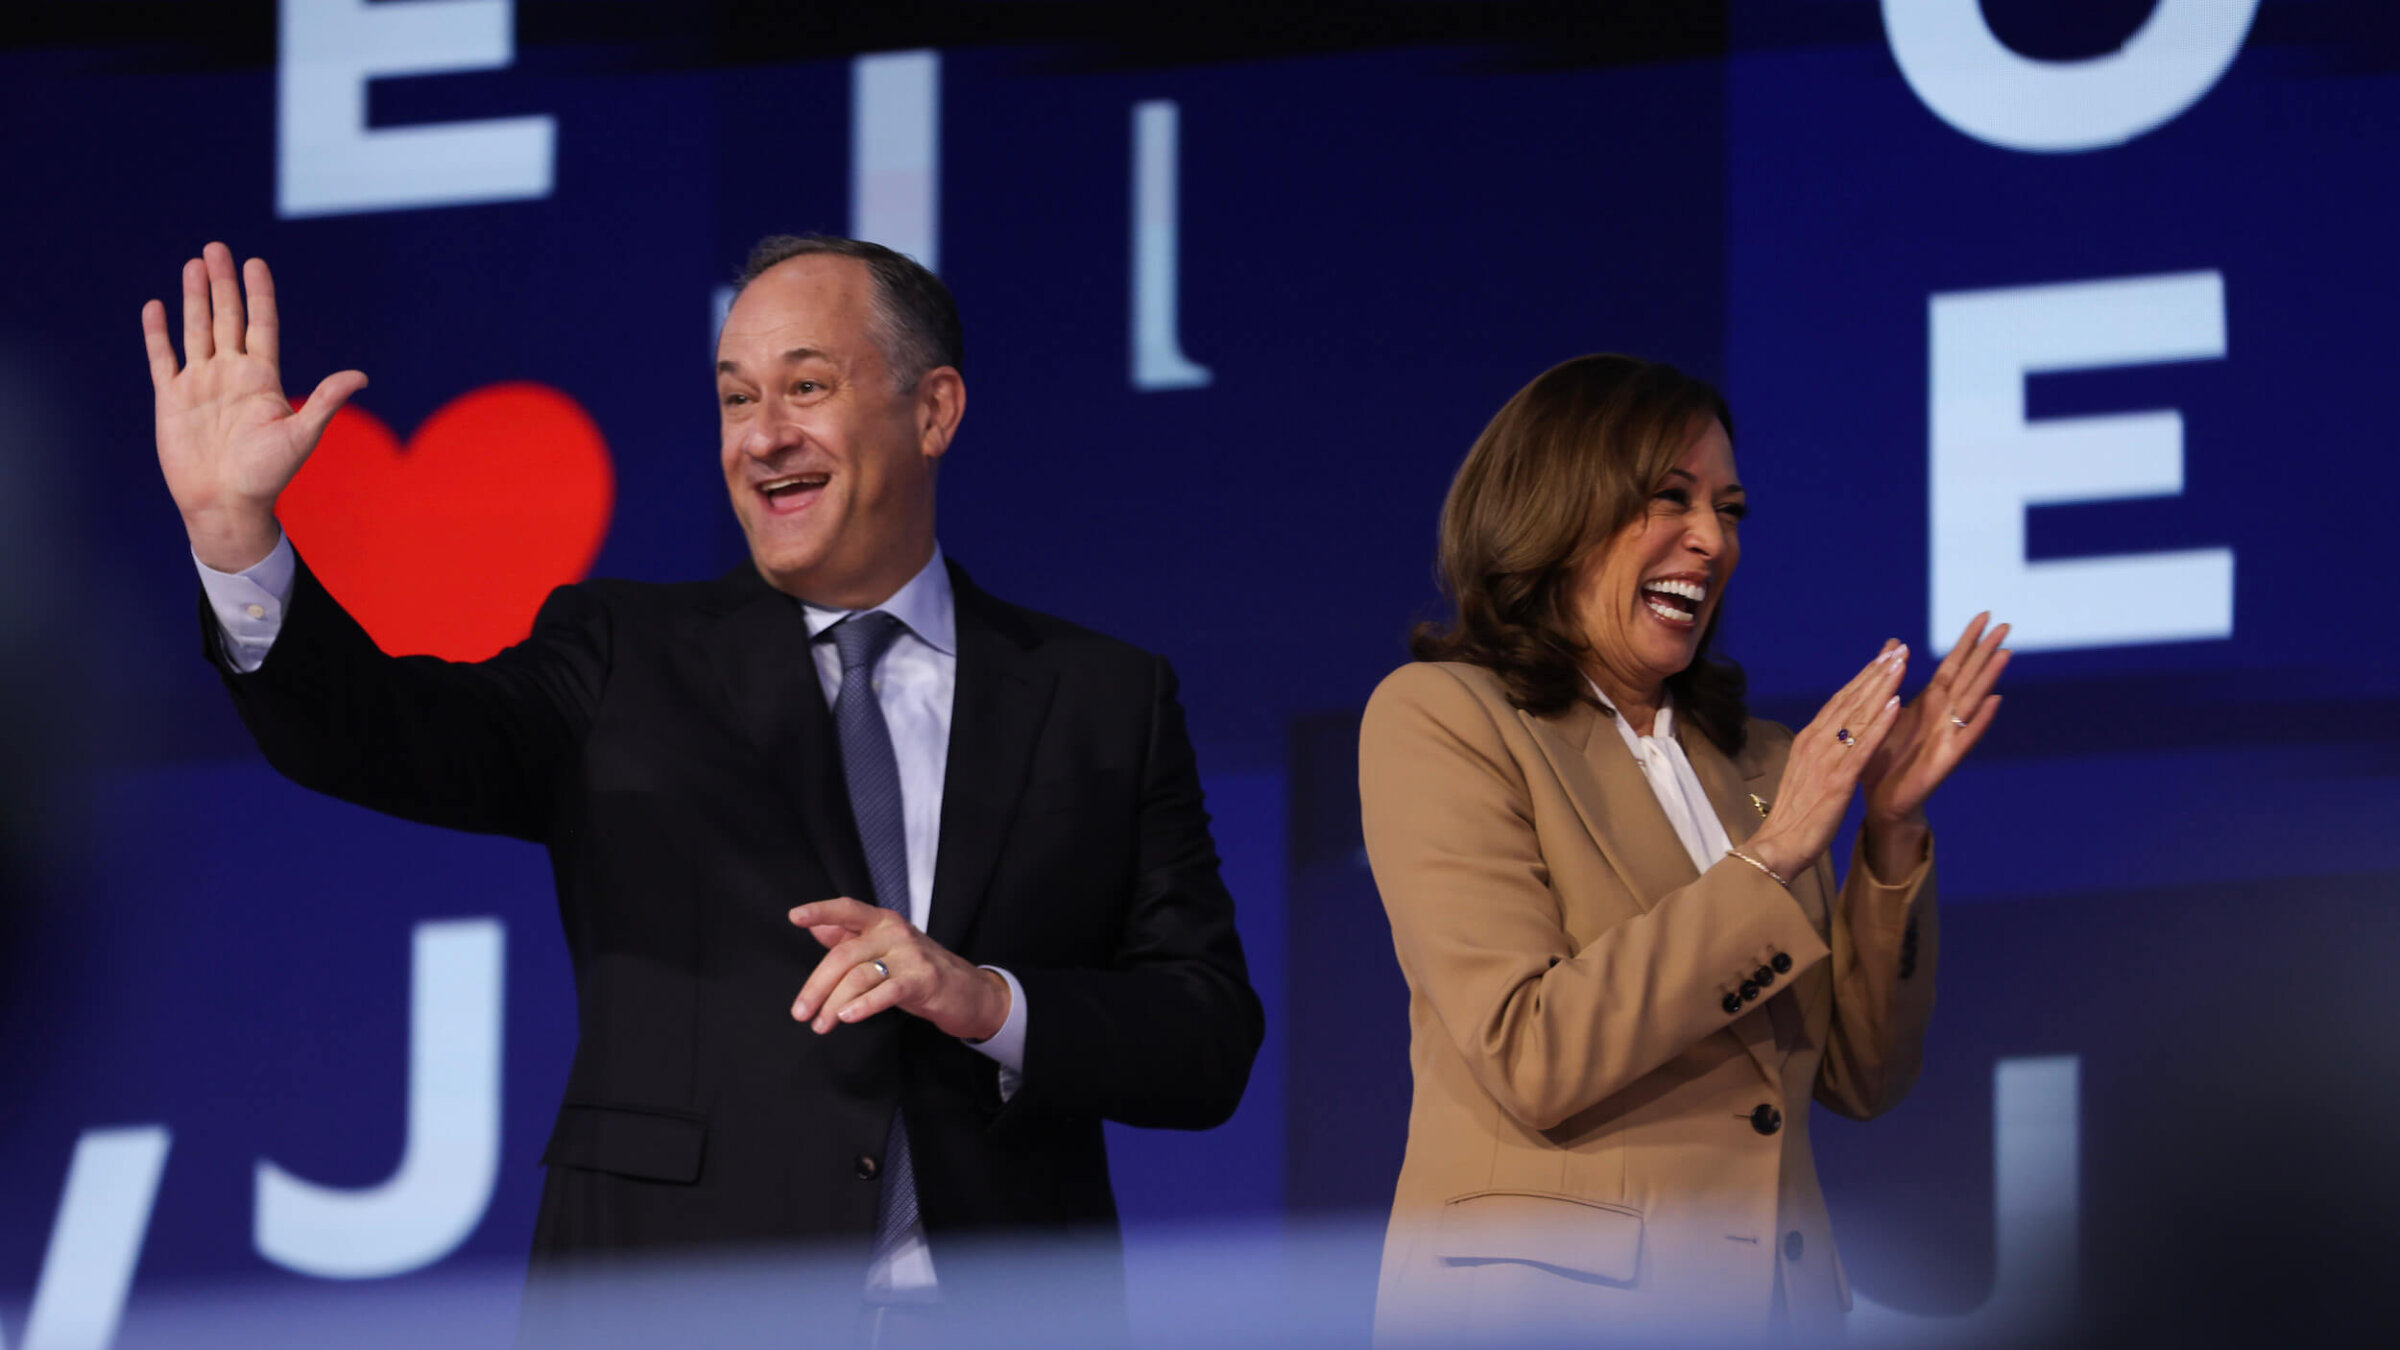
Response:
[1573,417,1745,700]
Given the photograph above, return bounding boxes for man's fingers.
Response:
[806,923,850,949]
[834,977,907,1028]
[243,257,280,369]
[290,370,368,448]
[205,243,244,356]
[790,897,881,931]
[141,300,178,390]
[793,934,874,1019]
[180,258,212,363]
[812,959,897,1033]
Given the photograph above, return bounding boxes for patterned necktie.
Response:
[826,611,921,1263]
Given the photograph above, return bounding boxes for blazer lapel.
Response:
[927,569,1057,953]
[1522,700,1699,912]
[1676,723,1760,855]
[701,574,874,903]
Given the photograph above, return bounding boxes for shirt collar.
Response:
[799,543,957,656]
[1586,678,1676,742]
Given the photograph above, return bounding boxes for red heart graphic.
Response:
[278,382,614,661]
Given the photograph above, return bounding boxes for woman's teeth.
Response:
[1640,578,1706,623]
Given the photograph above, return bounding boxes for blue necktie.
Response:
[826,611,921,1265]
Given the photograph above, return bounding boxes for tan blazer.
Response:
[1359,662,1937,1343]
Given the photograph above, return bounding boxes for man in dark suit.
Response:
[143,237,1262,1332]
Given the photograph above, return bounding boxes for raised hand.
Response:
[142,243,366,571]
[1741,643,1909,884]
[1862,612,2010,829]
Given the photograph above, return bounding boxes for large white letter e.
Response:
[1929,272,2234,654]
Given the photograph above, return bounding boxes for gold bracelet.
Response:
[1725,846,1787,887]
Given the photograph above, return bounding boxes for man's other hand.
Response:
[788,899,1011,1042]
[143,242,367,571]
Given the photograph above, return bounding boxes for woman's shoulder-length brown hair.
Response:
[1410,353,1749,756]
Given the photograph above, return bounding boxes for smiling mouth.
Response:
[1639,577,1708,627]
[755,472,829,513]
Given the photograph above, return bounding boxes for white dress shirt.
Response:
[1587,682,1735,877]
[196,536,1028,1298]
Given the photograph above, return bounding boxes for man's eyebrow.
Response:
[715,347,832,377]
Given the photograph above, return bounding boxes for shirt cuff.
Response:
[195,533,296,674]
[968,965,1027,1101]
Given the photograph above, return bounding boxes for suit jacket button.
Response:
[1753,965,1775,986]
[1770,952,1793,974]
[1739,980,1760,1002]
[1750,1104,1782,1135]
[856,1153,880,1180]
[1784,1231,1804,1261]
[1721,992,1743,1015]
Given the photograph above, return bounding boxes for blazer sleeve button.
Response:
[1721,991,1743,1015]
[1753,965,1775,986]
[1770,952,1793,974]
[1750,1104,1783,1135]
[855,1153,881,1180]
[1739,980,1760,1002]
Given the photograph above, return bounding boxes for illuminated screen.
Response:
[2,3,2392,1345]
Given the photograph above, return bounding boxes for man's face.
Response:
[714,255,956,606]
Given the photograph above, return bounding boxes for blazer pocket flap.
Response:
[542,1104,706,1184]
[1435,1191,1643,1284]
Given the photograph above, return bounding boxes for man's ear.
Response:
[916,366,966,462]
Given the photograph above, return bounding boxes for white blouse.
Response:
[1588,682,1734,877]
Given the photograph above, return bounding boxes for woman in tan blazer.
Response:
[1362,355,2011,1344]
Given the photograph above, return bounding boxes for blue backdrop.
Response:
[4,3,2395,1345]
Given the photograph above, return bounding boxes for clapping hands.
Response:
[1862,612,2010,830]
[1742,614,2008,884]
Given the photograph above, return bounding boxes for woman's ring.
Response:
[1949,712,1970,729]
[871,959,891,982]
[1834,727,1854,748]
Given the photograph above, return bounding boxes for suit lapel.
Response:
[701,575,874,903]
[1523,700,1699,912]
[927,569,1057,953]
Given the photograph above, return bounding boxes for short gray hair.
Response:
[736,234,964,391]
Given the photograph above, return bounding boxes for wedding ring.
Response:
[871,959,891,982]
[1834,727,1854,748]
[1949,713,1969,729]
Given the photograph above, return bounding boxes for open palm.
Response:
[1862,612,2010,826]
[142,243,365,569]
